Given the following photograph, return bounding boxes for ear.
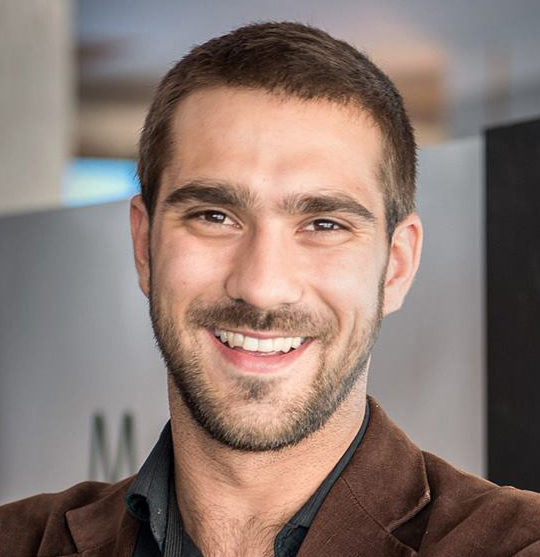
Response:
[382,213,423,316]
[130,194,151,298]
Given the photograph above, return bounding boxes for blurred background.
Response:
[1,0,539,504]
[3,0,540,215]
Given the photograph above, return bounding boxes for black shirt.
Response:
[126,402,370,557]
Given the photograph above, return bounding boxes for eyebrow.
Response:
[162,180,376,224]
[280,192,376,223]
[163,181,256,211]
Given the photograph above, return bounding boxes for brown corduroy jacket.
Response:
[1,398,540,556]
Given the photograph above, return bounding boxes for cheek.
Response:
[153,232,233,300]
[309,247,382,320]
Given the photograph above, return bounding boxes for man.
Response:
[1,21,539,557]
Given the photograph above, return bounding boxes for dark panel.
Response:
[487,118,540,491]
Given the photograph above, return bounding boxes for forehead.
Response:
[161,87,385,212]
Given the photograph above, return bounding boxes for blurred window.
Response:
[63,158,139,207]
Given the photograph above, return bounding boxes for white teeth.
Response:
[213,329,306,354]
[257,338,274,352]
[232,332,244,348]
[281,337,293,352]
[272,337,284,352]
[242,336,258,351]
[291,337,302,349]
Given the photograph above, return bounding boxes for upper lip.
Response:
[211,328,308,340]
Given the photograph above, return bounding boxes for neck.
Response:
[168,376,367,556]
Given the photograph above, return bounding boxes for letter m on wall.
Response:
[88,412,137,483]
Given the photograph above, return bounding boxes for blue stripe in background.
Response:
[62,158,139,207]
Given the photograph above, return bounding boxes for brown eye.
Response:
[202,211,226,223]
[304,219,345,232]
[187,210,236,226]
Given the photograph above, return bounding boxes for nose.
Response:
[224,224,303,310]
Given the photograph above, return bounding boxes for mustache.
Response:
[185,299,336,341]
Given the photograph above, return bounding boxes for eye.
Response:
[186,209,238,227]
[303,219,347,232]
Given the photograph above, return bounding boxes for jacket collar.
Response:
[65,397,429,556]
[65,477,140,556]
[297,396,431,557]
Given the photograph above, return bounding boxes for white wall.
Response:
[0,0,73,216]
[371,136,484,477]
[0,136,484,504]
[0,202,168,505]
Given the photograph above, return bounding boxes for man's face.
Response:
[137,87,393,451]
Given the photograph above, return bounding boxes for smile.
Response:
[213,329,307,354]
[207,329,313,374]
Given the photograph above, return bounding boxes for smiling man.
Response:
[2,21,540,557]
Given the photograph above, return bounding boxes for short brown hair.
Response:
[138,21,416,237]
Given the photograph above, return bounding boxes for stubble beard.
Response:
[149,274,384,453]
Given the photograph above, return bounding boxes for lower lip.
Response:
[206,329,313,374]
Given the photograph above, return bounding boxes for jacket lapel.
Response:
[65,477,140,556]
[297,397,430,557]
[64,398,428,556]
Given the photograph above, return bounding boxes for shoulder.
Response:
[423,450,540,512]
[360,399,540,553]
[420,451,540,554]
[0,477,134,557]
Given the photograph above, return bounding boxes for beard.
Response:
[149,272,384,453]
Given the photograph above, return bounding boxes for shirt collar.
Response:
[125,400,370,550]
[126,421,172,550]
[289,401,370,528]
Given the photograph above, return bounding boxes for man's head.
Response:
[138,22,416,240]
[130,22,422,452]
